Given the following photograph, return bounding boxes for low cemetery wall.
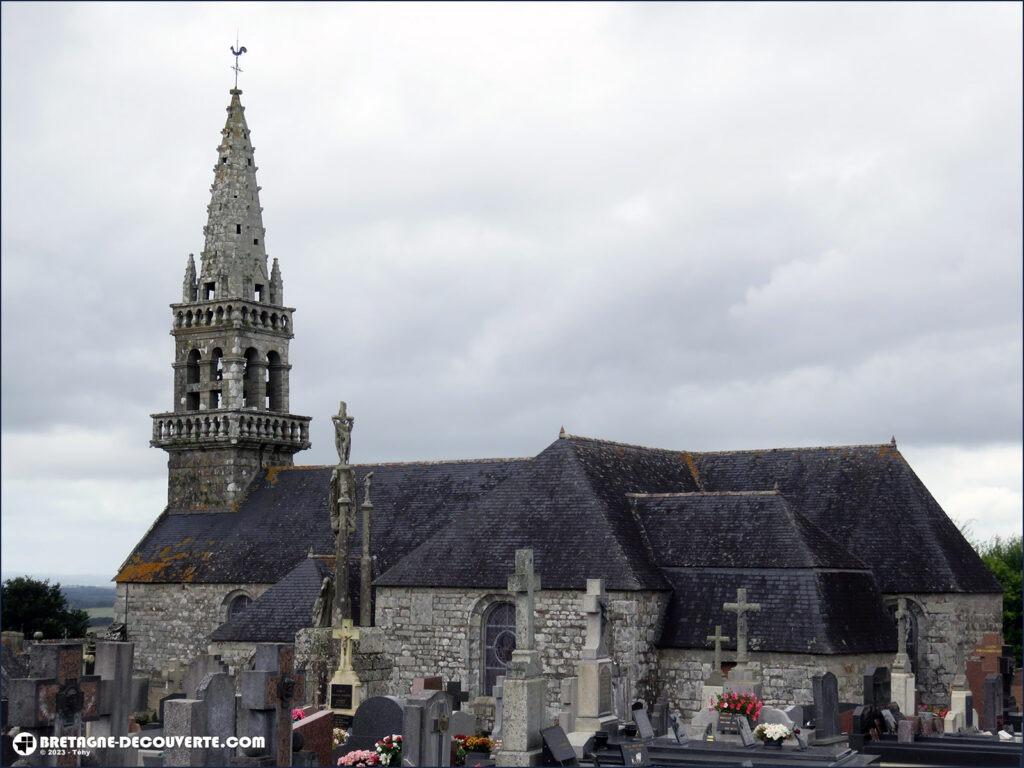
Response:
[375,586,668,713]
[658,648,893,718]
[115,581,271,674]
[902,592,1002,707]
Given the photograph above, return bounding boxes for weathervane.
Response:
[230,34,247,89]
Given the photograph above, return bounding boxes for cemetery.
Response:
[3,51,1021,768]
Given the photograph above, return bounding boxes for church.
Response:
[115,85,1002,720]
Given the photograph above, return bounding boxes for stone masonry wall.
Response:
[115,582,271,674]
[375,586,668,718]
[903,592,1002,707]
[658,649,893,720]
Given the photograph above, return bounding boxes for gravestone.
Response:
[6,641,100,767]
[197,672,236,765]
[783,705,804,728]
[91,641,136,767]
[705,625,730,687]
[495,549,546,767]
[183,654,228,698]
[981,673,1003,732]
[238,643,305,767]
[863,667,891,709]
[633,707,655,741]
[650,697,669,737]
[540,724,579,766]
[793,728,809,750]
[449,709,477,738]
[346,695,405,752]
[159,692,186,723]
[736,716,757,747]
[164,698,206,767]
[402,688,452,767]
[668,715,689,745]
[687,709,718,740]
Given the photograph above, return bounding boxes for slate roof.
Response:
[210,557,332,643]
[117,457,526,585]
[120,434,999,604]
[629,491,895,653]
[657,569,897,653]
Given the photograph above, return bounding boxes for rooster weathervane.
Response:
[230,34,247,89]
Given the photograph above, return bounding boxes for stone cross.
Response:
[7,642,101,767]
[893,598,911,671]
[240,643,306,767]
[581,578,608,660]
[338,619,361,672]
[706,625,730,675]
[507,549,541,653]
[723,588,761,664]
[332,464,357,623]
[360,472,374,628]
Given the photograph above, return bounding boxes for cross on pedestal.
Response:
[581,578,609,661]
[706,625,731,674]
[240,644,305,767]
[723,588,761,665]
[506,548,542,679]
[893,598,911,671]
[7,642,101,767]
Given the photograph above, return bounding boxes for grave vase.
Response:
[763,736,784,748]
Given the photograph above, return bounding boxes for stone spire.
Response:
[182,253,197,303]
[269,257,283,305]
[197,88,273,303]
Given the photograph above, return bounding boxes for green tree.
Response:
[975,535,1022,662]
[0,576,91,639]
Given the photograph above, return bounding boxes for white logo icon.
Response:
[13,732,37,756]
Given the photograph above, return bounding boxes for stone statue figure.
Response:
[332,401,355,465]
[329,467,341,535]
[311,575,334,628]
[362,471,374,506]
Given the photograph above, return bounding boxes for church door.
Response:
[483,602,516,695]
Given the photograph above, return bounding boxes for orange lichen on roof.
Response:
[115,544,210,583]
[876,444,900,459]
[679,452,705,491]
[265,465,288,485]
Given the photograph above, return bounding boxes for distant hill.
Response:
[61,585,116,610]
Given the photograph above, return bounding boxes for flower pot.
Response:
[763,737,784,748]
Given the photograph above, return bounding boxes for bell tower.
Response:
[151,87,311,512]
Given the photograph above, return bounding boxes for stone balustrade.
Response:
[152,409,311,449]
[172,299,292,334]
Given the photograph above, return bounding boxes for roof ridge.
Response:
[279,457,533,471]
[627,490,781,499]
[563,432,896,456]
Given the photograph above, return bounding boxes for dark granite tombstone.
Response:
[812,672,841,742]
[633,708,656,741]
[965,695,974,729]
[619,742,650,766]
[981,673,1003,732]
[863,667,891,709]
[650,699,669,736]
[347,695,405,752]
[447,681,470,712]
[540,724,579,766]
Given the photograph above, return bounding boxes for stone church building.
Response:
[116,87,1001,719]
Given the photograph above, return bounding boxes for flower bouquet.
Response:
[338,750,379,766]
[753,723,792,747]
[291,707,306,722]
[454,734,498,766]
[333,727,350,747]
[375,734,402,766]
[711,691,763,729]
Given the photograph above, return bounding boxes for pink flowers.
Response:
[291,708,306,722]
[711,691,763,722]
[338,750,379,766]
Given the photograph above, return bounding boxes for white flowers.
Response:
[754,723,792,741]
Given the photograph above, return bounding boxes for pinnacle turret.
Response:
[182,253,197,302]
[197,88,274,303]
[270,257,283,305]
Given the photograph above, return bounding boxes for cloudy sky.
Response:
[2,3,1021,584]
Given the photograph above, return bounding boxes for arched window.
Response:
[185,350,201,411]
[227,594,252,621]
[482,602,516,695]
[242,348,260,408]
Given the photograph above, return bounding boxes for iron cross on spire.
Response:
[230,36,247,89]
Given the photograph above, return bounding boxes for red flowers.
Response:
[711,691,763,722]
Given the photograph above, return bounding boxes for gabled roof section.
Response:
[374,436,678,590]
[210,557,331,643]
[630,491,868,570]
[117,457,526,584]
